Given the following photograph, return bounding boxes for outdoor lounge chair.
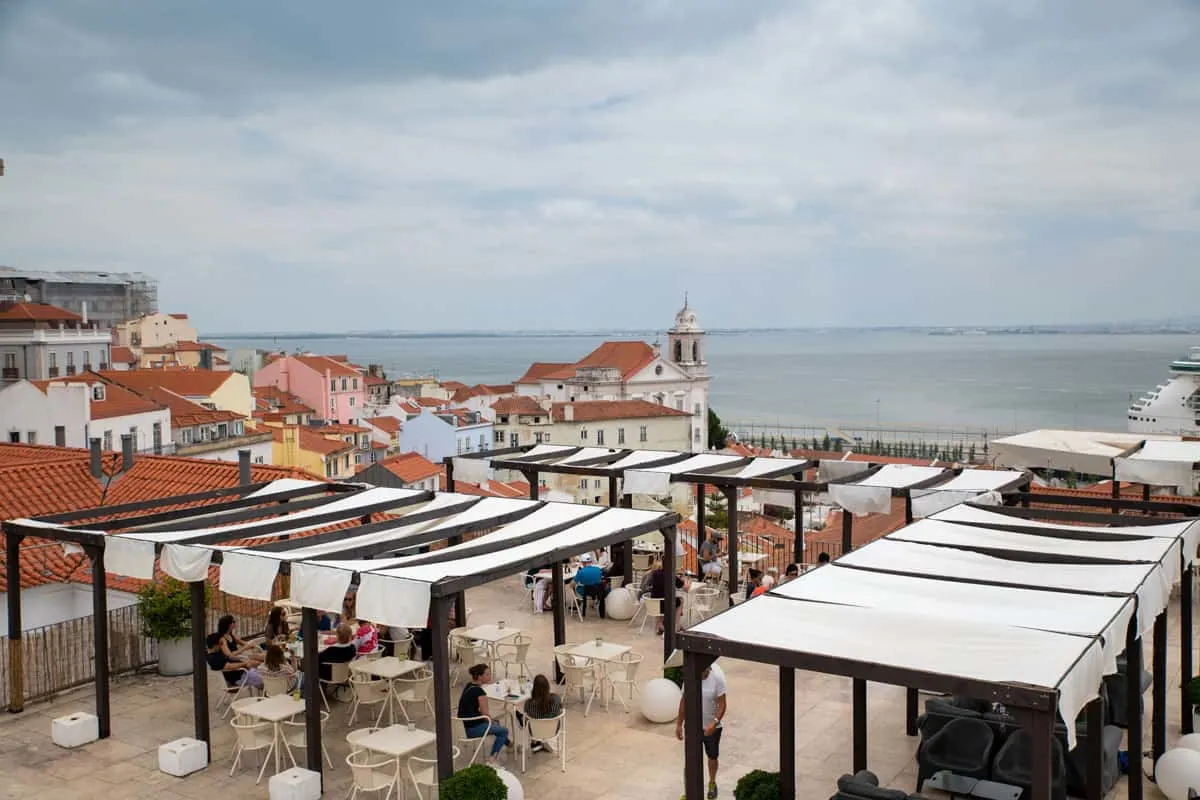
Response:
[990,729,1067,800]
[832,769,923,800]
[916,717,995,792]
[1102,654,1151,728]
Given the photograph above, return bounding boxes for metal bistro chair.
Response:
[495,633,533,681]
[393,670,435,722]
[608,651,644,712]
[348,673,392,727]
[320,661,353,712]
[347,749,400,800]
[230,716,277,784]
[407,747,461,800]
[688,586,721,626]
[260,673,293,698]
[522,710,567,773]
[281,710,334,770]
[451,714,490,767]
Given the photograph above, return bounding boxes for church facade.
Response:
[513,299,711,450]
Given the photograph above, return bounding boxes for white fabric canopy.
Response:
[607,450,684,470]
[351,506,667,628]
[888,519,1182,584]
[773,566,1134,675]
[727,458,811,480]
[1115,440,1200,495]
[554,447,622,465]
[910,490,1002,519]
[853,464,947,490]
[839,538,1170,635]
[623,470,672,495]
[990,430,1178,477]
[245,479,327,498]
[688,594,1105,746]
[929,470,1028,493]
[422,497,539,532]
[818,460,870,482]
[643,453,745,475]
[828,484,892,516]
[930,504,1200,566]
[452,456,490,484]
[510,444,578,461]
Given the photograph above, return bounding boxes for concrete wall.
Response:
[0,584,138,636]
[0,381,89,446]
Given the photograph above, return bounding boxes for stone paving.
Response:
[0,576,1185,799]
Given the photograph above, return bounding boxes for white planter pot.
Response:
[157,637,194,677]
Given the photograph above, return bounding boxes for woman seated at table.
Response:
[352,618,379,655]
[265,607,290,643]
[458,664,512,766]
[317,623,357,681]
[205,615,264,688]
[516,674,562,753]
[259,643,304,691]
[649,558,689,636]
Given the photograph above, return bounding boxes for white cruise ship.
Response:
[1128,346,1200,435]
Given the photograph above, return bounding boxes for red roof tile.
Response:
[363,416,402,435]
[169,313,189,320]
[269,426,355,456]
[34,373,167,421]
[372,452,441,484]
[515,341,657,385]
[100,367,234,398]
[110,346,137,364]
[551,400,690,423]
[292,355,360,378]
[515,362,574,384]
[491,396,545,416]
[0,302,82,323]
[112,384,240,427]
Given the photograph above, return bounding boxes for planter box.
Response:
[52,712,99,748]
[158,737,208,776]
[157,637,194,676]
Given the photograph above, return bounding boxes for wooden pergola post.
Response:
[5,528,24,714]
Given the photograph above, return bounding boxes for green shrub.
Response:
[439,763,508,800]
[137,578,204,641]
[663,666,684,688]
[1187,676,1200,708]
[734,770,781,800]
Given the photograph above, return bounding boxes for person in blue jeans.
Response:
[574,552,609,618]
[458,664,511,764]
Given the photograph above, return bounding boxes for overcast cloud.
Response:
[0,1,1197,333]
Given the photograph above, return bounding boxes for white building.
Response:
[399,407,493,463]
[490,397,693,503]
[0,376,170,451]
[0,302,113,384]
[112,312,198,351]
[513,299,711,449]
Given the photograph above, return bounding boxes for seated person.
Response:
[649,558,689,635]
[352,619,379,655]
[381,625,411,658]
[697,530,724,579]
[265,607,290,643]
[259,643,303,692]
[573,553,609,618]
[527,563,552,613]
[516,674,563,753]
[603,543,627,584]
[317,611,337,631]
[594,548,612,571]
[458,664,512,766]
[782,563,800,583]
[751,574,775,598]
[317,623,357,682]
[206,614,263,688]
[816,552,831,567]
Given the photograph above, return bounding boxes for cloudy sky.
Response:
[1,1,1197,333]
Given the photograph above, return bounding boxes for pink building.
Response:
[253,354,366,424]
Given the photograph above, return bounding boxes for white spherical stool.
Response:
[490,766,524,800]
[640,677,683,724]
[1154,748,1200,800]
[1177,733,1200,754]
[605,587,636,621]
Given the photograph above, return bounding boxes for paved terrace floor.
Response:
[0,576,1187,800]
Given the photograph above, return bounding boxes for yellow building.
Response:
[265,423,356,479]
[101,368,254,419]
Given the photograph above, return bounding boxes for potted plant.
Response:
[735,769,782,800]
[664,666,684,688]
[137,578,203,676]
[438,763,509,799]
[1187,677,1200,732]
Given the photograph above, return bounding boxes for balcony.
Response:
[173,429,272,458]
[47,367,59,378]
[2,367,19,381]
[0,326,112,346]
[65,366,76,376]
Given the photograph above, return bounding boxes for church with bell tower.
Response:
[511,297,713,450]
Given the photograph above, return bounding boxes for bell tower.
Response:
[667,293,706,376]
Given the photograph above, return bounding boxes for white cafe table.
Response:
[484,680,532,733]
[237,694,305,777]
[350,657,426,724]
[359,723,436,758]
[568,640,632,713]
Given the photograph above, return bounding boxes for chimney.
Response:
[81,301,88,326]
[537,396,552,412]
[120,433,135,472]
[562,403,574,422]
[89,437,103,479]
[238,449,252,485]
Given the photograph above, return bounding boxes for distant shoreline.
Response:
[207,326,1200,341]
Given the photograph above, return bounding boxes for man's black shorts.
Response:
[702,726,723,758]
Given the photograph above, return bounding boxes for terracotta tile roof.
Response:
[1031,482,1200,505]
[491,396,546,416]
[439,408,485,428]
[395,399,423,416]
[110,346,137,364]
[0,302,82,322]
[363,415,402,435]
[115,384,240,427]
[451,384,514,403]
[415,397,444,408]
[169,313,189,320]
[293,355,360,378]
[441,380,469,392]
[450,479,532,498]
[318,423,370,435]
[253,385,315,417]
[34,373,167,421]
[372,452,441,484]
[364,374,388,386]
[102,457,322,505]
[515,362,574,384]
[100,367,233,398]
[551,400,690,423]
[142,340,226,355]
[270,426,355,456]
[575,341,657,380]
[810,498,908,550]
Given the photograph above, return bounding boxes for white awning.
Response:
[554,447,623,465]
[990,429,1179,477]
[724,458,811,480]
[851,464,947,490]
[1114,440,1200,496]
[688,593,1105,746]
[773,566,1134,674]
[928,470,1028,493]
[930,504,1200,566]
[839,538,1169,635]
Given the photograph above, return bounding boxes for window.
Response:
[593,479,601,489]
[675,398,684,411]
[3,354,14,369]
[102,430,113,450]
[579,478,588,489]
[478,434,486,450]
[325,461,334,477]
[509,433,519,447]
[233,421,244,435]
[181,428,194,444]
[639,425,648,442]
[128,426,138,450]
[534,432,545,444]
[330,379,337,392]
[67,352,74,367]
[352,378,358,390]
[54,425,65,447]
[596,429,605,445]
[92,384,105,401]
[83,351,91,368]
[152,422,162,453]
[217,423,227,439]
[349,396,355,406]
[341,378,348,391]
[617,427,625,444]
[26,431,36,445]
[542,432,549,442]
[254,456,265,464]
[694,403,702,416]
[48,353,56,368]
[494,429,506,443]
[7,432,18,443]
[580,428,588,441]
[694,427,701,442]
[343,454,350,470]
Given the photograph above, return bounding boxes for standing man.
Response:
[676,661,727,799]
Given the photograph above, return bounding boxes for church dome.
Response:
[671,296,702,333]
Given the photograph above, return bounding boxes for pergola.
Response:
[451,446,1031,595]
[2,479,680,784]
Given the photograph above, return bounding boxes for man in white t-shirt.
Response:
[675,662,728,799]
